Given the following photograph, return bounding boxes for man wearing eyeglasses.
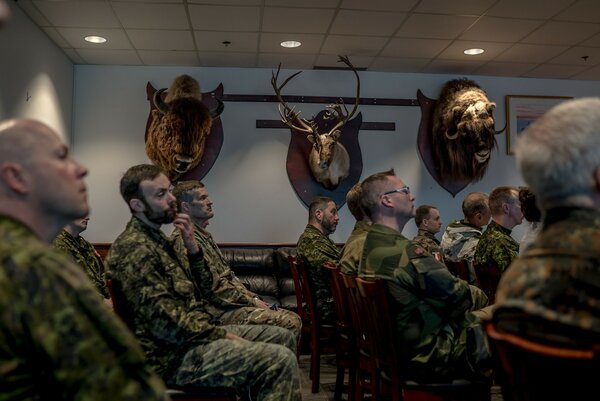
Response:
[358,169,491,383]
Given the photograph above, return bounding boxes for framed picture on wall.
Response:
[505,95,573,155]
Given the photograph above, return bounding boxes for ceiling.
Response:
[15,0,600,80]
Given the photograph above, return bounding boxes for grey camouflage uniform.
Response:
[360,223,491,382]
[412,228,444,262]
[172,225,301,337]
[339,221,370,275]
[494,207,600,347]
[107,217,301,401]
[53,229,110,299]
[0,215,167,400]
[440,220,482,262]
[474,220,519,273]
[296,224,341,324]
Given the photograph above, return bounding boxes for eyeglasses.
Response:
[383,186,410,196]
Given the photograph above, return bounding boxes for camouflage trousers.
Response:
[220,306,302,340]
[171,324,301,401]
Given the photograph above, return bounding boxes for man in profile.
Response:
[0,119,167,399]
[53,216,110,301]
[107,164,300,401]
[495,97,600,347]
[339,183,371,275]
[171,180,301,337]
[412,204,444,262]
[296,196,341,324]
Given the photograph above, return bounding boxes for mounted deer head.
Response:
[271,55,360,189]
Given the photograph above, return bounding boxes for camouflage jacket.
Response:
[172,225,256,316]
[440,220,482,262]
[361,223,490,381]
[495,207,600,347]
[412,229,444,262]
[296,224,341,323]
[0,215,167,400]
[53,230,110,299]
[474,220,519,272]
[339,221,370,275]
[106,217,226,380]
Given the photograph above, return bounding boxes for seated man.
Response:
[0,119,166,399]
[495,97,600,347]
[170,180,301,337]
[106,164,300,401]
[441,192,491,283]
[339,183,371,275]
[53,216,111,301]
[359,169,491,382]
[412,204,444,262]
[296,196,341,324]
[474,186,523,273]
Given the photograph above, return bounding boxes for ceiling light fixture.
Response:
[463,48,484,55]
[84,35,107,44]
[280,40,301,48]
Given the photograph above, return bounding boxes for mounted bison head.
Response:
[431,78,502,183]
[146,74,223,181]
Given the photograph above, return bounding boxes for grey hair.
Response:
[515,97,600,206]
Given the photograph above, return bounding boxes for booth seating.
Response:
[96,243,300,312]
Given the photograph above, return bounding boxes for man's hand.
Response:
[225,332,249,342]
[173,213,200,255]
[253,297,270,309]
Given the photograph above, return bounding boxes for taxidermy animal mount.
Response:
[271,55,360,190]
[146,74,224,181]
[418,78,504,196]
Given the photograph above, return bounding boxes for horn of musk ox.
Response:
[153,88,170,114]
[210,99,225,118]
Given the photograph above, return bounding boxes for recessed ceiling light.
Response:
[84,35,107,44]
[280,40,301,48]
[464,48,484,55]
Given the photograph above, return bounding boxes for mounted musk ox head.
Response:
[431,78,502,183]
[146,74,223,181]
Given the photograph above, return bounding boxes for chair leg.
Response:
[334,359,344,401]
[311,340,321,393]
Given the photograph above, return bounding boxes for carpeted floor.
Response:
[298,354,503,401]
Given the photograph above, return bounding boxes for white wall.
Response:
[73,64,600,244]
[0,1,73,142]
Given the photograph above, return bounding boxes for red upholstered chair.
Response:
[485,321,600,401]
[288,256,336,393]
[355,277,491,401]
[473,262,502,304]
[106,279,236,401]
[324,263,357,401]
[340,272,378,401]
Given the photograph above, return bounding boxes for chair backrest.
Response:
[106,278,136,331]
[485,321,600,401]
[324,263,351,333]
[473,262,502,303]
[288,256,315,326]
[444,259,471,283]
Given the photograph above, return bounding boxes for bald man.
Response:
[0,119,167,399]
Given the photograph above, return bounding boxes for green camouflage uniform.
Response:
[412,228,445,263]
[494,207,600,347]
[360,223,491,382]
[474,220,519,273]
[172,225,301,337]
[0,215,167,400]
[339,221,370,275]
[440,220,482,263]
[107,217,300,401]
[296,224,341,324]
[53,229,110,299]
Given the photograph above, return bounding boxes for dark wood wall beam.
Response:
[256,120,395,131]
[222,94,418,107]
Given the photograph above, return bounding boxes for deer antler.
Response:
[323,55,361,135]
[271,64,316,134]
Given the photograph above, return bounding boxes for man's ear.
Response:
[0,162,29,194]
[381,194,394,209]
[129,198,145,213]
